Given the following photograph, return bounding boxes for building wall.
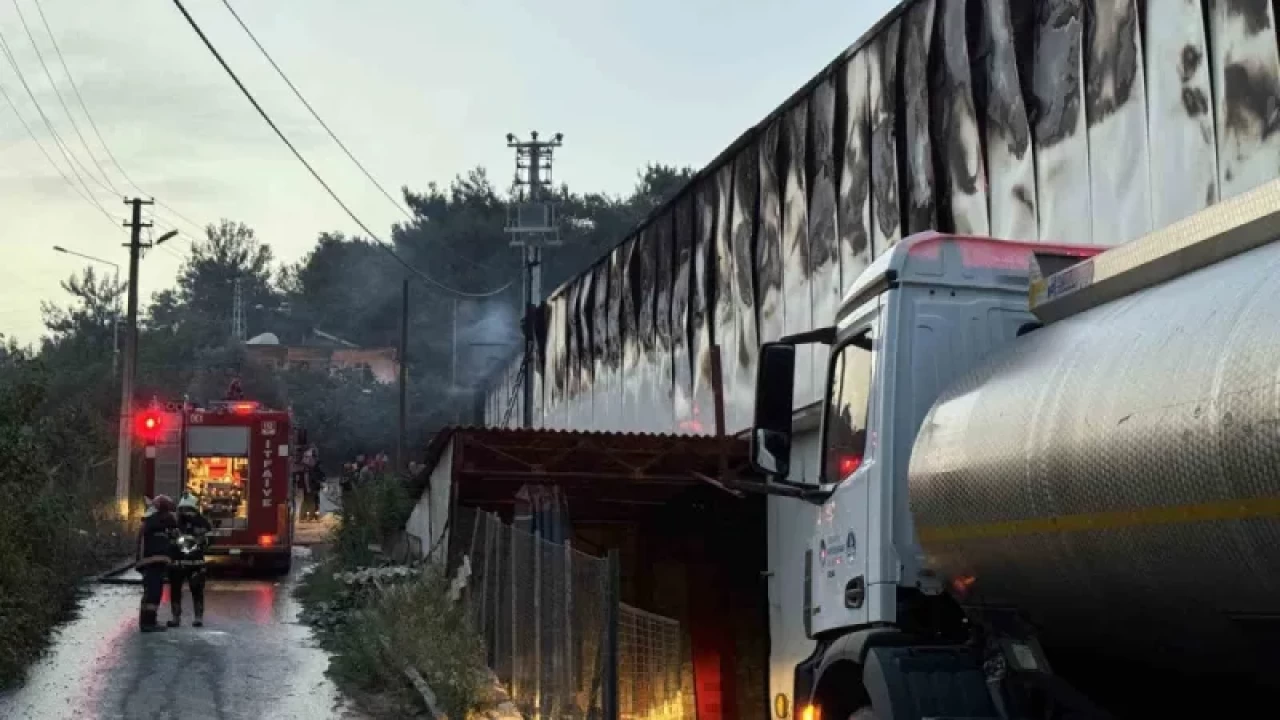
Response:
[245,345,399,385]
[482,0,1269,435]
[406,440,454,563]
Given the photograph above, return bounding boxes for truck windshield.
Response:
[824,322,876,483]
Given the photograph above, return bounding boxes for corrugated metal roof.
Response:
[421,424,744,474]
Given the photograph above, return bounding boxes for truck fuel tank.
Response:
[908,234,1280,677]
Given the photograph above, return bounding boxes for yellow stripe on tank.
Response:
[916,495,1280,544]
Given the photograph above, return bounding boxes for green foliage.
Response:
[329,473,415,568]
[0,351,130,689]
[296,475,485,718]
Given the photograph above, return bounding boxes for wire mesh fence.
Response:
[455,507,692,720]
[618,603,688,720]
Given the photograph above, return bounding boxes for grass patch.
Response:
[296,475,489,719]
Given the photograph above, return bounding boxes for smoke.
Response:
[452,300,520,390]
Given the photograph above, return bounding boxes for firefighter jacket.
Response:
[171,510,213,568]
[137,512,178,568]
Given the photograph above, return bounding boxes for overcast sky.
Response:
[0,0,897,343]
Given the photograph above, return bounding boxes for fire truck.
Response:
[139,398,296,574]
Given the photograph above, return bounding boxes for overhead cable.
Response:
[0,25,108,217]
[172,0,512,299]
[0,71,118,230]
[32,0,217,240]
[10,0,117,193]
[220,0,509,274]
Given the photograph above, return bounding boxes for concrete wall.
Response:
[405,440,454,563]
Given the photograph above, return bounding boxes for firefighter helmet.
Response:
[178,493,199,511]
[152,494,176,513]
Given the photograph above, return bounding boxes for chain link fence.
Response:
[453,507,692,720]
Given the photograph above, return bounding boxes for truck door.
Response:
[813,313,880,632]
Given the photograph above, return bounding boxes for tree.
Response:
[173,219,281,347]
[279,233,402,347]
[40,267,124,355]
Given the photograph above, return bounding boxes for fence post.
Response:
[479,513,494,666]
[534,530,543,718]
[603,548,620,720]
[564,539,575,713]
[510,519,519,702]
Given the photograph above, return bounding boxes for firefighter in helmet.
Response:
[168,492,213,627]
[137,494,178,632]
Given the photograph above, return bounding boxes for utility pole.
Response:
[450,298,459,425]
[231,277,245,342]
[116,198,151,517]
[505,131,563,428]
[115,202,177,518]
[397,277,409,473]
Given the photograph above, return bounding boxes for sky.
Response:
[0,0,899,344]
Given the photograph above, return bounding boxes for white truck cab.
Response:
[750,177,1280,719]
[749,232,1102,719]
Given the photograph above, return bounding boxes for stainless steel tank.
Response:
[908,238,1280,674]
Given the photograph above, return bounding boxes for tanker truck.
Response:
[747,178,1280,718]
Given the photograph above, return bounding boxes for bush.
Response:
[374,567,486,718]
[296,479,488,718]
[329,473,414,568]
[0,475,130,689]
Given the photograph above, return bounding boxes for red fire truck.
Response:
[139,399,296,574]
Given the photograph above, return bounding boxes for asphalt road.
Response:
[0,545,366,720]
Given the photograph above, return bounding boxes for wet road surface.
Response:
[0,546,365,720]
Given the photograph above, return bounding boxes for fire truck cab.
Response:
[141,399,295,574]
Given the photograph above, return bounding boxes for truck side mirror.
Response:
[750,342,795,478]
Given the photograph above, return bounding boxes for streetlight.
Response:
[53,245,122,374]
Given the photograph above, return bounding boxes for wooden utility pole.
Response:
[397,277,409,473]
[115,198,152,516]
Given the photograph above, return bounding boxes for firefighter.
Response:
[168,492,213,627]
[137,495,178,633]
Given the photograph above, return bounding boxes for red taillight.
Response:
[906,234,1098,271]
[258,534,276,548]
[838,454,863,478]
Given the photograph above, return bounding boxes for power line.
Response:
[0,68,118,230]
[171,0,511,299]
[0,24,110,218]
[10,0,116,194]
[31,0,210,240]
[216,0,508,276]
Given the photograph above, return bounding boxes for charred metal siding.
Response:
[485,0,1278,435]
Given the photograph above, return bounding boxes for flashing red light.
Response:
[838,454,863,478]
[135,412,163,440]
[230,401,259,414]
